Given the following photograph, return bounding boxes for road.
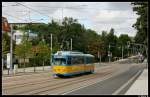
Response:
[65,64,145,95]
[2,56,146,95]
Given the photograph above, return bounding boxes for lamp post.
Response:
[50,34,53,74]
[10,25,13,75]
[108,44,110,62]
[122,46,124,59]
[71,38,72,51]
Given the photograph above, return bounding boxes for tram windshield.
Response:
[53,58,66,65]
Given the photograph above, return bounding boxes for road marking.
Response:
[112,70,142,95]
[61,68,129,95]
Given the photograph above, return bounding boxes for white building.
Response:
[13,30,38,45]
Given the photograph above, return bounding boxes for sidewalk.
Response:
[2,66,51,77]
[125,68,148,95]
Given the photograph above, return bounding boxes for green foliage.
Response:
[18,17,133,62]
[2,36,9,56]
[2,33,10,55]
[131,2,148,45]
[2,33,16,58]
[34,41,51,66]
[118,34,132,45]
[15,33,32,68]
[15,41,32,58]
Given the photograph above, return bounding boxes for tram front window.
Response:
[54,58,66,65]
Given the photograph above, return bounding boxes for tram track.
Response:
[3,63,113,89]
[33,70,115,95]
[3,62,123,95]
[3,66,115,95]
[3,76,54,90]
[3,71,51,83]
[33,64,130,95]
[3,72,104,95]
[21,69,114,95]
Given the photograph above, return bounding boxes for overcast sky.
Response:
[2,2,139,37]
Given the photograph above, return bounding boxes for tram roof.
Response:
[54,51,94,57]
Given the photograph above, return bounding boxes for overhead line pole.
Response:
[71,38,72,51]
[109,44,110,62]
[122,46,124,59]
[10,25,13,75]
[51,34,53,70]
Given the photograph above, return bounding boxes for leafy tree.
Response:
[32,41,51,67]
[2,35,9,56]
[2,33,10,55]
[131,2,148,57]
[15,33,32,69]
[118,34,131,45]
[17,17,133,62]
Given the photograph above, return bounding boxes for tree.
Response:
[19,17,135,62]
[2,36,9,69]
[15,33,32,70]
[131,2,148,56]
[33,41,51,67]
[2,36,9,56]
[118,34,132,45]
[2,33,10,55]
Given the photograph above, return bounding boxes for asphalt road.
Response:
[66,64,146,95]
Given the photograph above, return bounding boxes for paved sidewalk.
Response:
[125,68,148,95]
[2,66,51,77]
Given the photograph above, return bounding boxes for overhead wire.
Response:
[3,12,28,22]
[3,2,137,24]
[15,2,53,20]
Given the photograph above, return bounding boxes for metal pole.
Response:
[71,38,72,51]
[2,58,3,75]
[109,44,110,62]
[2,37,3,75]
[122,46,123,59]
[100,54,101,65]
[50,34,53,66]
[10,25,13,75]
[50,34,54,77]
[34,55,35,72]
[128,47,129,57]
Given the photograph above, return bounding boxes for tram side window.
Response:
[67,57,71,65]
[78,57,84,64]
[86,57,93,64]
[71,56,84,65]
[54,58,66,65]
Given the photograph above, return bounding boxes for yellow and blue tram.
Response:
[52,51,95,77]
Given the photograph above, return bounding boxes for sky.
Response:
[2,2,139,37]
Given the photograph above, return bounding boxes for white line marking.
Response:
[61,69,129,95]
[112,70,142,95]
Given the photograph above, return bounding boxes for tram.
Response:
[52,51,95,77]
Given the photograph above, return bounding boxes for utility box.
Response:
[14,64,18,75]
